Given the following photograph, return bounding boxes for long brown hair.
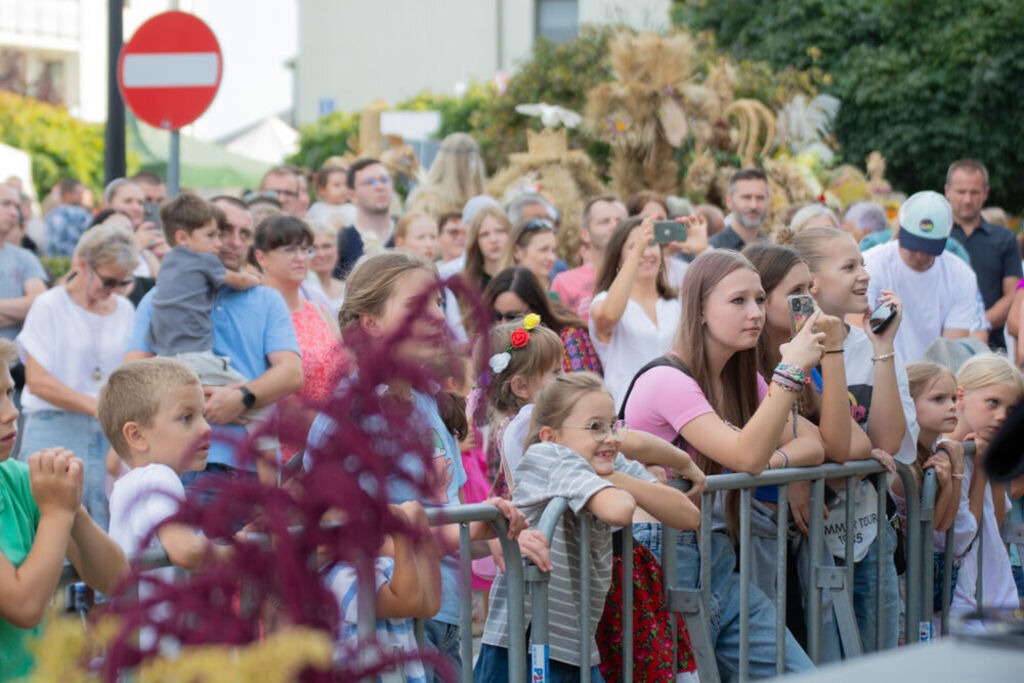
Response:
[742,242,817,419]
[478,266,583,337]
[593,216,676,299]
[460,204,511,293]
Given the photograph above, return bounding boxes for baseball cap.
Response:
[896,190,952,256]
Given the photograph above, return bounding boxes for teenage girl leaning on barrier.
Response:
[623,249,823,678]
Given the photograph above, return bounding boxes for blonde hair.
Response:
[482,321,564,416]
[76,223,137,270]
[409,132,486,212]
[394,212,438,244]
[785,204,839,236]
[956,354,1024,397]
[0,339,16,364]
[98,358,200,460]
[907,361,956,402]
[526,372,609,446]
[338,251,436,336]
[775,224,850,273]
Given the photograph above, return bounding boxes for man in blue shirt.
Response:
[124,196,303,485]
[945,159,1022,350]
[43,179,93,258]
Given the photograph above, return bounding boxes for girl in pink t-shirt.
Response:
[622,249,826,679]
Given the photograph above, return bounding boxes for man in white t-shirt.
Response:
[863,191,983,361]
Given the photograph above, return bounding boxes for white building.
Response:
[294,0,669,125]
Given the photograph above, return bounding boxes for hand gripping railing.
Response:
[59,503,526,683]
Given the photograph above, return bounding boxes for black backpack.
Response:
[618,354,693,450]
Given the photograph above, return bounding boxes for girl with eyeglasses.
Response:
[16,224,138,531]
[483,267,602,375]
[475,371,703,683]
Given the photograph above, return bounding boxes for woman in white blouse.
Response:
[17,224,136,530]
[589,215,681,410]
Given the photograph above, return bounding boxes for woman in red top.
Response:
[253,215,347,462]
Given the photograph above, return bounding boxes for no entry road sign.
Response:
[118,11,222,130]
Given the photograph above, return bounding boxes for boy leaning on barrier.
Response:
[0,339,128,679]
[98,358,234,649]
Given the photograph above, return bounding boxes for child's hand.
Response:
[816,311,845,351]
[29,448,83,516]
[924,452,952,487]
[779,310,826,372]
[682,465,707,504]
[965,432,988,463]
[235,272,261,290]
[458,428,476,454]
[934,439,965,475]
[869,448,896,474]
[517,529,553,572]
[485,497,528,539]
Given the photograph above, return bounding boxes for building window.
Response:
[536,0,578,45]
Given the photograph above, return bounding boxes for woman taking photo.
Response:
[622,249,824,678]
[16,224,137,530]
[252,215,345,463]
[589,216,682,408]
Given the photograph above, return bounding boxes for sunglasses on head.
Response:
[522,219,554,232]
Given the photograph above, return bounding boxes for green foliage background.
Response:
[673,0,1024,210]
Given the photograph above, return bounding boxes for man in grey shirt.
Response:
[0,184,47,341]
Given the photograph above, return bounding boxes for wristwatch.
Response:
[239,386,256,409]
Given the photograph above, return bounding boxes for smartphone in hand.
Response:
[653,220,687,244]
[787,294,816,335]
[869,303,897,335]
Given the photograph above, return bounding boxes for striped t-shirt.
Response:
[481,441,654,667]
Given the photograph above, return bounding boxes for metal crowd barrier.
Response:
[57,462,1018,683]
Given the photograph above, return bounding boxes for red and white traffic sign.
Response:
[118,11,222,130]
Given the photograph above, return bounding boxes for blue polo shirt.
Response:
[128,285,300,471]
[950,219,1023,349]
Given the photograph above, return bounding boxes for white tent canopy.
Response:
[217,115,299,166]
[0,142,34,198]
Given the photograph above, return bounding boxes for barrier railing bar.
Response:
[894,462,921,645]
[356,556,376,682]
[622,524,634,683]
[806,476,825,664]
[940,525,954,636]
[775,483,788,675]
[662,523,679,674]
[873,471,888,651]
[738,487,752,682]
[699,491,713,607]
[458,523,473,681]
[844,475,856,602]
[975,523,984,608]
[919,469,938,637]
[579,514,592,683]
[702,461,886,492]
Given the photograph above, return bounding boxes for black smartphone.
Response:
[787,294,816,335]
[869,303,897,335]
[143,201,161,229]
[653,220,687,243]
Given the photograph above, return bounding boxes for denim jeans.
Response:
[18,410,111,530]
[423,618,461,683]
[820,521,899,660]
[633,523,814,681]
[473,643,605,683]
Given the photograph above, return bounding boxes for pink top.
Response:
[623,361,769,450]
[550,264,595,323]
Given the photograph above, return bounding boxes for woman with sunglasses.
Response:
[15,224,138,530]
[483,266,602,375]
[499,218,559,294]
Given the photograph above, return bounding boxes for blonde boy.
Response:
[99,358,229,579]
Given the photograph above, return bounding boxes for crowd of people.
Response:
[1,144,1022,681]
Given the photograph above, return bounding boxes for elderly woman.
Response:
[16,224,137,529]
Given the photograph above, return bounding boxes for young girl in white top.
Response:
[947,354,1022,616]
[589,216,681,409]
[476,372,701,682]
[781,224,914,654]
[896,362,974,632]
[480,316,563,497]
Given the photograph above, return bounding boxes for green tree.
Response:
[0,91,107,197]
[674,0,1024,210]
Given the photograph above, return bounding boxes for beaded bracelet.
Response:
[775,362,808,381]
[771,374,803,392]
[871,351,895,362]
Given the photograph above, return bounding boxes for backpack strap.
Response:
[618,354,692,450]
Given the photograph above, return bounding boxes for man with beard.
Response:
[551,194,627,322]
[710,168,770,251]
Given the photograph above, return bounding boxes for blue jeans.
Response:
[473,643,605,682]
[1012,565,1024,602]
[820,521,899,660]
[18,410,111,530]
[633,524,813,681]
[423,618,461,683]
